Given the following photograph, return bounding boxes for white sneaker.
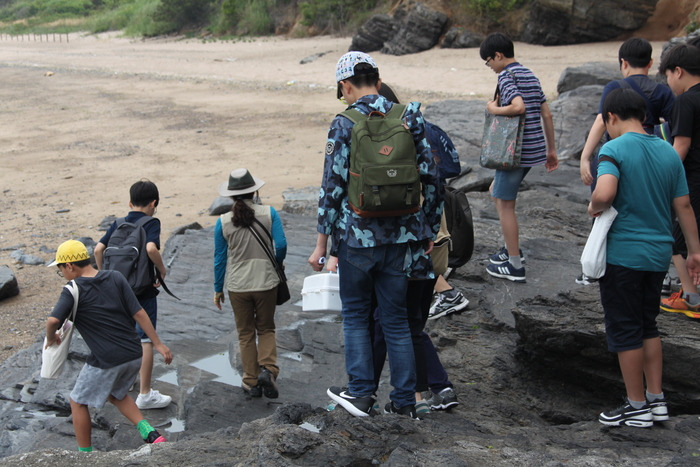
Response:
[136,389,172,409]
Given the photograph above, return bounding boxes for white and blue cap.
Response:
[335,51,378,83]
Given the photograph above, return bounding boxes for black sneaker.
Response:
[661,273,671,295]
[575,273,598,285]
[258,367,279,399]
[486,261,526,283]
[599,400,653,427]
[327,387,375,417]
[428,291,469,320]
[489,246,525,265]
[145,430,167,444]
[384,401,419,419]
[426,387,459,410]
[648,396,669,422]
[242,382,263,398]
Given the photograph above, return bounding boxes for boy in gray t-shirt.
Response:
[45,240,173,452]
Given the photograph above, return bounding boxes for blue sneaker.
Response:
[489,246,525,264]
[486,261,526,283]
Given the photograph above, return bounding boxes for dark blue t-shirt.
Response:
[598,75,675,130]
[99,211,161,299]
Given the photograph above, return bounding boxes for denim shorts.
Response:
[599,264,665,352]
[70,358,141,409]
[491,167,530,201]
[136,295,157,342]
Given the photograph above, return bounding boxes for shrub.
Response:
[299,0,378,33]
[153,0,214,31]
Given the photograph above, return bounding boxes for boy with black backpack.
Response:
[94,180,172,410]
[308,52,442,418]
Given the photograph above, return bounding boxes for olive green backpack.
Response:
[341,104,421,218]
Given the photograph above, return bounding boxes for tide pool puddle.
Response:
[156,370,179,386]
[165,417,186,433]
[190,351,242,387]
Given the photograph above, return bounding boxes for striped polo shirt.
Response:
[498,62,547,167]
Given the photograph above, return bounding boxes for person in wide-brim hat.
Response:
[213,167,287,400]
[218,168,265,197]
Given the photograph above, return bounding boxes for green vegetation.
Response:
[686,11,699,34]
[459,0,528,22]
[299,0,378,34]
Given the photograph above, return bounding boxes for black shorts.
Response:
[599,264,665,352]
[672,174,700,257]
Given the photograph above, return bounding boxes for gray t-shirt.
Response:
[50,270,143,369]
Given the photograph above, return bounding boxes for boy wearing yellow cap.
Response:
[45,240,173,451]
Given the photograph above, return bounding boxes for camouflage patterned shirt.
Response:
[317,95,443,252]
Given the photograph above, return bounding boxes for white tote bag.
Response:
[41,280,78,379]
[580,206,618,279]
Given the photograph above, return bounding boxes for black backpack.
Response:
[444,186,474,268]
[103,216,155,297]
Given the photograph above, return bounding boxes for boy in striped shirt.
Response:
[480,33,558,282]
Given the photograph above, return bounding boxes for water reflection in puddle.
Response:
[165,417,186,433]
[190,351,242,387]
[157,370,179,387]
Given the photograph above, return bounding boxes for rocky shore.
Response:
[2,90,700,464]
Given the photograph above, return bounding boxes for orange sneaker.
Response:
[660,290,700,318]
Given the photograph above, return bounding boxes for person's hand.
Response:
[154,343,173,365]
[545,151,559,173]
[580,161,593,186]
[686,252,700,286]
[308,246,327,272]
[486,100,499,114]
[326,256,338,273]
[214,292,225,310]
[44,332,61,349]
[424,240,435,256]
[153,269,167,288]
[587,203,602,218]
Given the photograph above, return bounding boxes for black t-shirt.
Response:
[50,270,143,369]
[671,83,700,177]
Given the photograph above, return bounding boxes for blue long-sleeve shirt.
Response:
[214,207,287,293]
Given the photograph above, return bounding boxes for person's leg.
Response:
[336,241,377,398]
[252,288,279,377]
[495,198,519,259]
[139,343,154,394]
[642,337,663,395]
[434,275,451,293]
[108,393,145,424]
[374,243,415,408]
[228,291,260,389]
[407,280,430,395]
[424,332,451,392]
[70,398,92,449]
[617,348,645,403]
[640,270,665,395]
[370,297,386,393]
[672,254,699,296]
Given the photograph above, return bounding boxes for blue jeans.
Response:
[337,241,416,408]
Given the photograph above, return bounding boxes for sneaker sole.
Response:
[652,413,669,422]
[327,388,370,418]
[486,268,526,283]
[136,398,172,410]
[489,257,525,265]
[428,299,469,320]
[659,306,700,318]
[430,401,459,411]
[598,417,653,427]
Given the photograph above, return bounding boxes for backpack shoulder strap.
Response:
[63,280,79,322]
[339,108,366,124]
[618,78,658,123]
[115,217,127,227]
[386,103,407,119]
[134,215,154,228]
[598,155,621,171]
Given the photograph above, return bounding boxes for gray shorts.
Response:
[70,358,141,409]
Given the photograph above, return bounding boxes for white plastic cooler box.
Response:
[301,273,341,312]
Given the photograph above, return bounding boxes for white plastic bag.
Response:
[580,207,618,279]
[41,281,78,379]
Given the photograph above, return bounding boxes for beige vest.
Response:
[220,201,279,293]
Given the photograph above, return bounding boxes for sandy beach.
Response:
[0,32,669,361]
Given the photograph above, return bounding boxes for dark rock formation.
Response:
[349,14,399,53]
[0,265,19,300]
[381,2,448,56]
[557,62,621,94]
[549,85,603,160]
[208,195,233,216]
[9,250,45,266]
[514,291,700,413]
[441,27,484,49]
[521,0,660,46]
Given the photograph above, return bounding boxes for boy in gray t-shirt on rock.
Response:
[45,240,173,452]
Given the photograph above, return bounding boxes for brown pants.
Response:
[228,287,279,388]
